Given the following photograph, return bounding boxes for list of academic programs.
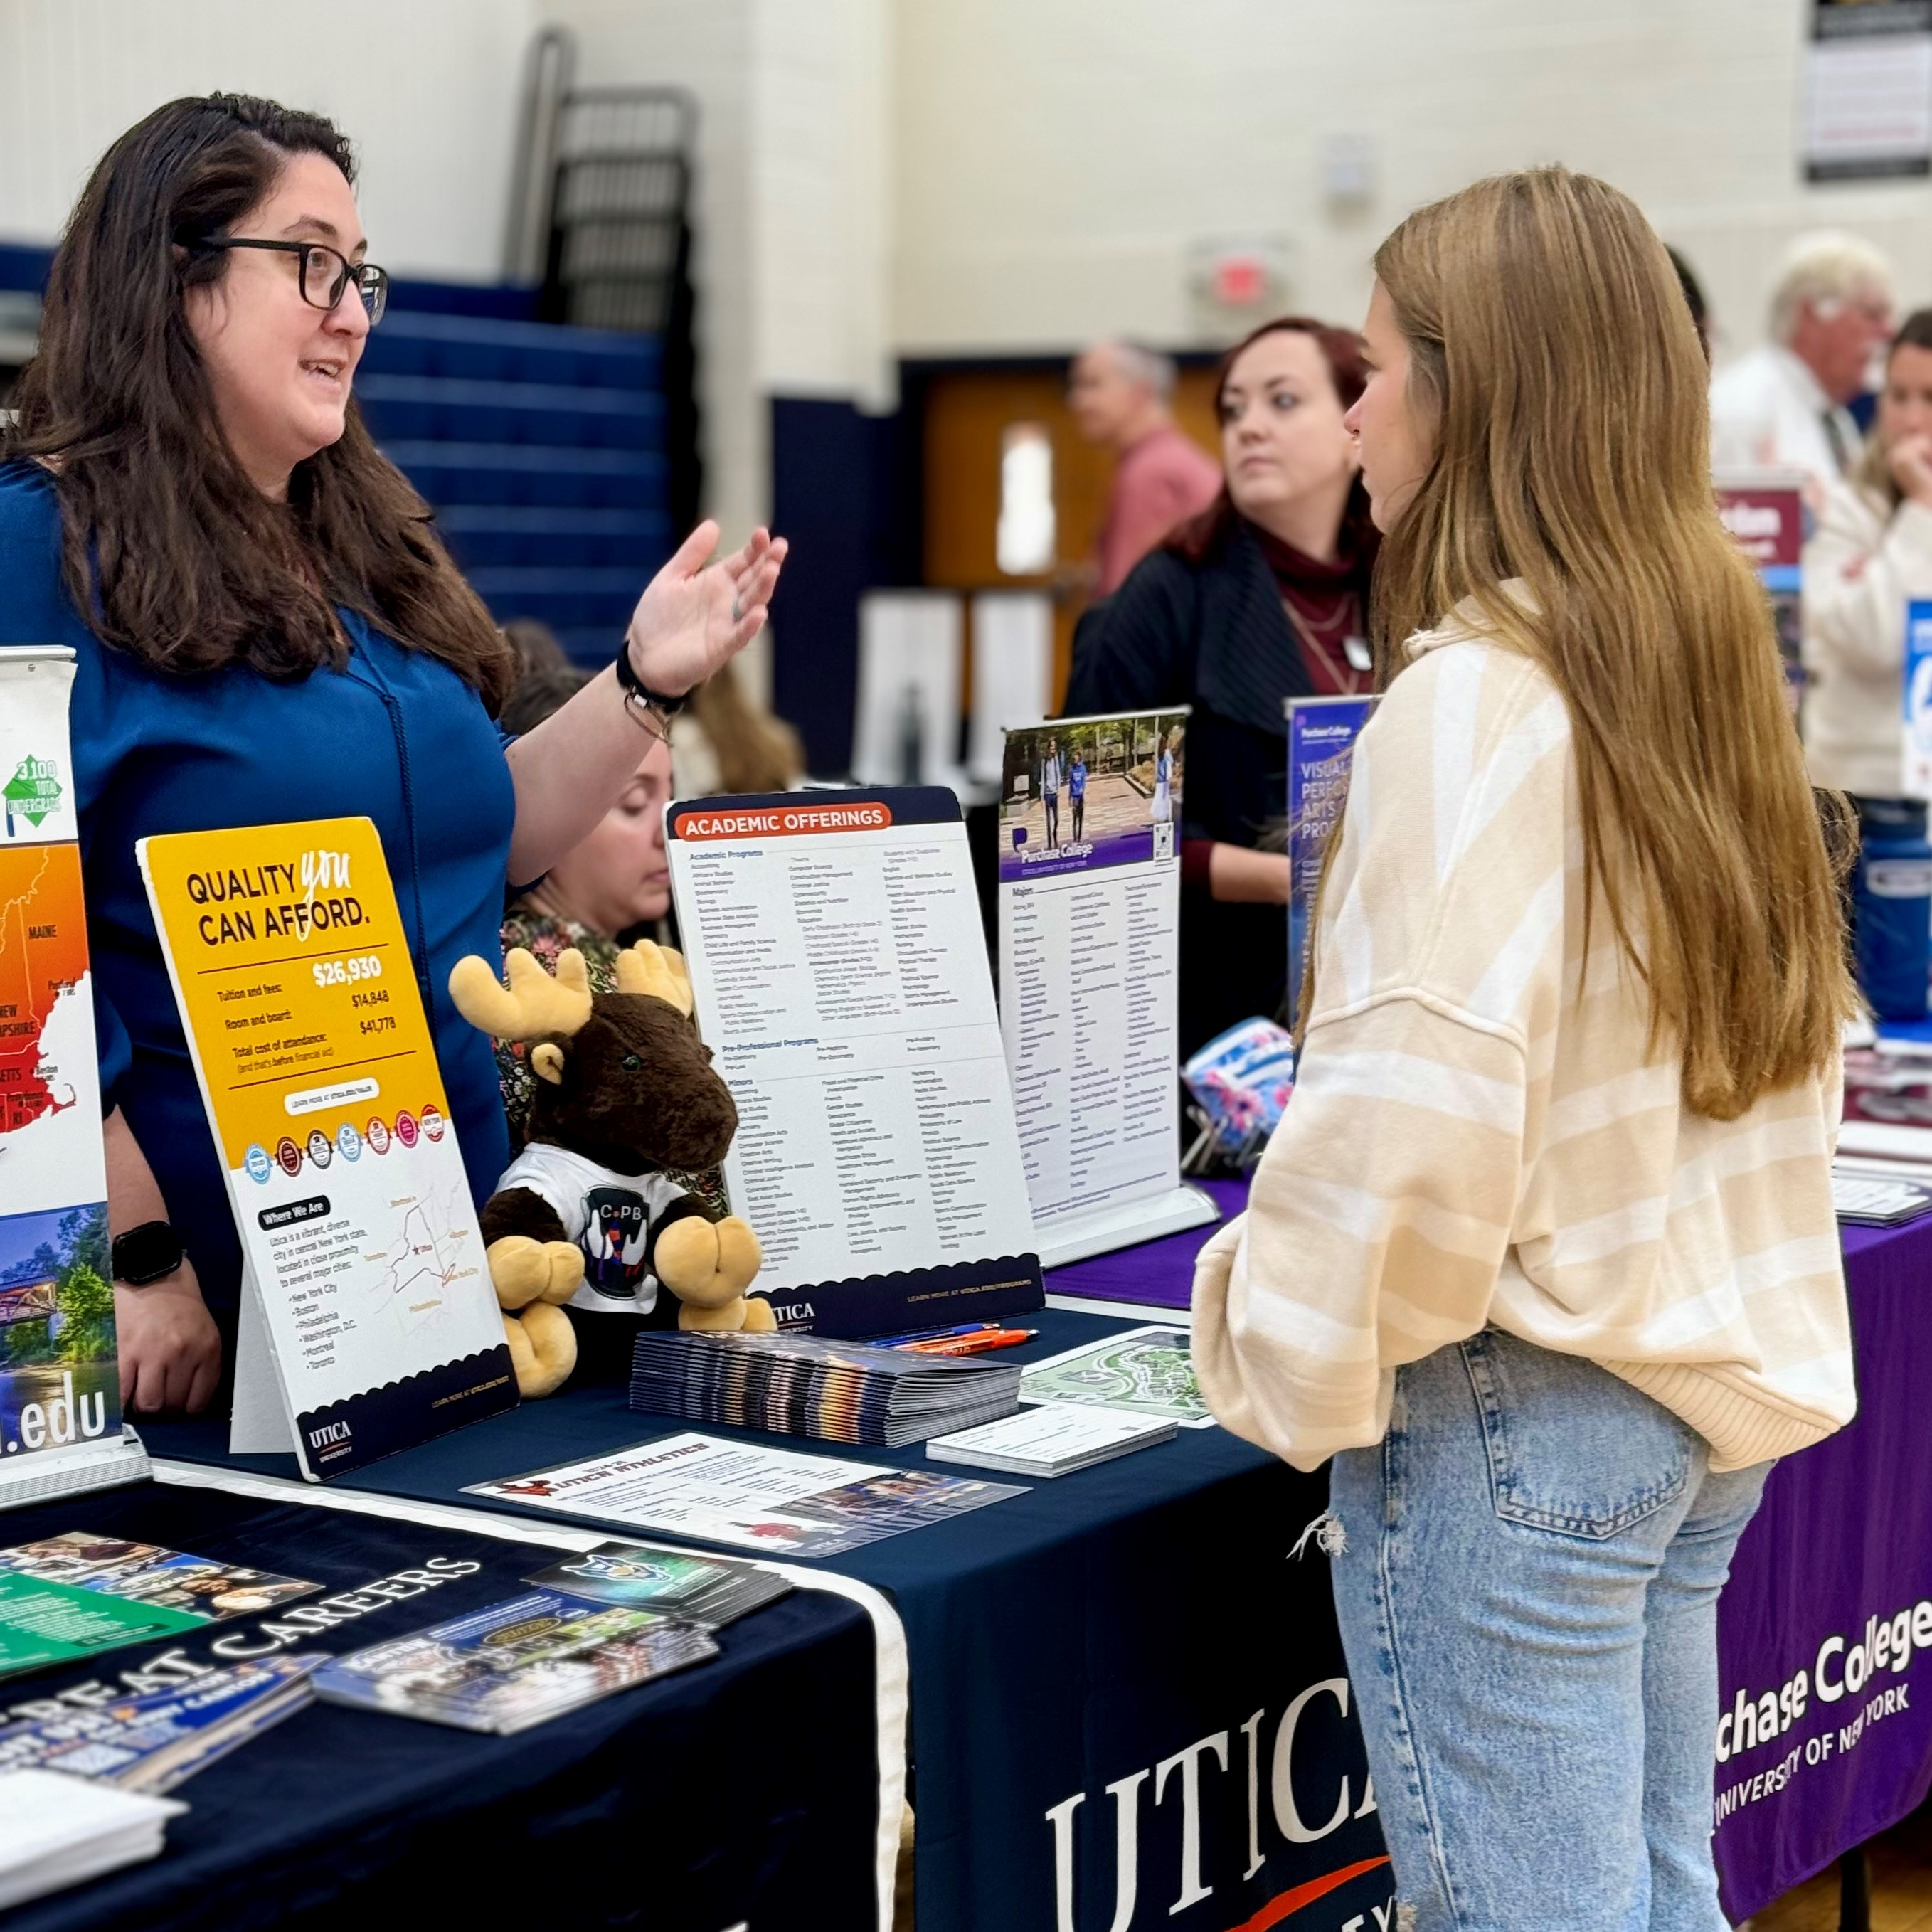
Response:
[997,711,1189,1232]
[667,789,1036,1295]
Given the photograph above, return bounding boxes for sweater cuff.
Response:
[1182,837,1215,894]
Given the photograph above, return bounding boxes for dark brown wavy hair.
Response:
[1167,314,1379,569]
[3,94,513,710]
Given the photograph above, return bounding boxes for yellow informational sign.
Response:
[139,817,514,1480]
[144,818,445,1172]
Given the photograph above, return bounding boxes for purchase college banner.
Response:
[1710,1218,1932,1920]
[138,817,516,1480]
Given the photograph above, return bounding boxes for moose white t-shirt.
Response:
[496,1142,689,1315]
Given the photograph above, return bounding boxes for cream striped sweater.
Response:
[1192,610,1854,1474]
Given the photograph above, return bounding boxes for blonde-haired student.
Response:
[1193,169,1857,1932]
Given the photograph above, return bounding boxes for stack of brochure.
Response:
[313,1591,718,1735]
[0,1657,319,1793]
[525,1544,790,1626]
[926,1404,1177,1478]
[1832,1161,1932,1226]
[629,1329,1022,1448]
[0,1530,318,1680]
[0,1770,186,1911]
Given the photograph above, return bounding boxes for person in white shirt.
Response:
[1804,308,1932,800]
[1709,232,1896,495]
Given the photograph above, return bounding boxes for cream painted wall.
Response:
[890,0,1932,370]
[0,0,533,280]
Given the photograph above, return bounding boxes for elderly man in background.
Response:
[1069,340,1222,595]
[1710,232,1896,494]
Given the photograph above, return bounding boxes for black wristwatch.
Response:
[613,637,689,717]
[112,1221,186,1287]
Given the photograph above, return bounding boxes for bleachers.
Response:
[0,243,674,666]
[354,308,673,662]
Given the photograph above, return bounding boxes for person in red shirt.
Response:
[1069,341,1224,594]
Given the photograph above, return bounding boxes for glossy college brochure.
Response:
[312,1590,718,1734]
[137,817,517,1477]
[0,647,149,1508]
[1018,1325,1216,1428]
[0,1531,319,1679]
[523,1543,791,1628]
[464,1431,1025,1558]
[627,1327,1022,1447]
[0,1657,319,1793]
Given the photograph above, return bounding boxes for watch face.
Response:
[114,1221,185,1287]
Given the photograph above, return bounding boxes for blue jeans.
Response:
[1328,1329,1770,1932]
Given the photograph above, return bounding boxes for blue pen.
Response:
[866,1321,997,1349]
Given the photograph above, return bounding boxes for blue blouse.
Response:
[0,463,517,1335]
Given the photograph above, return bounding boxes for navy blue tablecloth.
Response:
[147,1309,1397,1932]
[0,1479,881,1932]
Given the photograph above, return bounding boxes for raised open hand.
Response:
[623,520,790,699]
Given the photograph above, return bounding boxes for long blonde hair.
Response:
[688,661,804,794]
[1367,168,1854,1120]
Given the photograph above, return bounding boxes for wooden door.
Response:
[920,366,1221,708]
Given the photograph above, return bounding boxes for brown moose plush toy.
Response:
[449,939,773,1398]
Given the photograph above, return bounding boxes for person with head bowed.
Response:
[0,95,786,1415]
[492,661,685,1152]
[1191,169,1855,1931]
[1064,316,1376,1057]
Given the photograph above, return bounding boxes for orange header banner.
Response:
[672,801,895,842]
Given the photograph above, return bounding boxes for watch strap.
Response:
[613,637,689,716]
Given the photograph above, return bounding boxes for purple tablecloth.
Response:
[1044,1184,1932,1918]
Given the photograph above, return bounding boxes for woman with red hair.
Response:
[1065,317,1376,1056]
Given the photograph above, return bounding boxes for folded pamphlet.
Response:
[524,1543,791,1627]
[1017,1325,1215,1427]
[0,1657,319,1793]
[312,1590,718,1734]
[925,1403,1177,1477]
[630,1328,1022,1448]
[0,1531,319,1680]
[0,1770,186,1911]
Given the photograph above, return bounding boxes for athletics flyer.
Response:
[138,817,516,1479]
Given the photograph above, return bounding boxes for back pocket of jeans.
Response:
[1459,1329,1691,1540]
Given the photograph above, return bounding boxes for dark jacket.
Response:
[1064,520,1319,1058]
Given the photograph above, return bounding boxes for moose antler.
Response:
[615,939,694,1017]
[450,947,594,1042]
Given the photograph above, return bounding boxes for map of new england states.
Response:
[0,844,91,1140]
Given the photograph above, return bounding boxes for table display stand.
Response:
[1032,1181,1219,1270]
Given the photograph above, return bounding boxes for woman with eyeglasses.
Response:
[0,95,785,1415]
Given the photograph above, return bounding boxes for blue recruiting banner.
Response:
[1286,697,1375,1030]
[1904,599,1932,798]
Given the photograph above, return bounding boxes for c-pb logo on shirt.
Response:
[582,1187,651,1297]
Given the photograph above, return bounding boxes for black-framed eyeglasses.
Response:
[198,238,388,325]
